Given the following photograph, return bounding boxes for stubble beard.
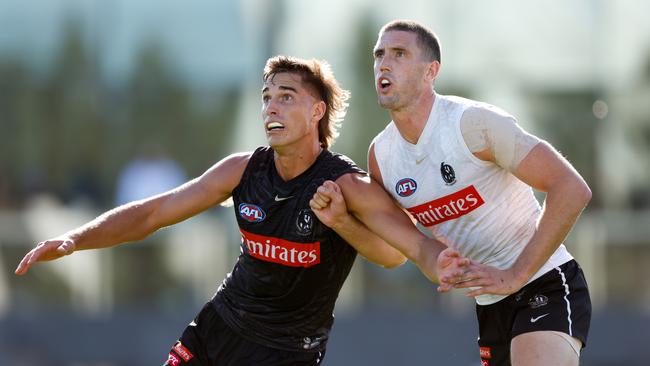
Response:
[377,93,402,111]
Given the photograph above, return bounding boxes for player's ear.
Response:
[426,60,440,83]
[312,100,326,125]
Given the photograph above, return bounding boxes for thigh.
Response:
[511,331,578,366]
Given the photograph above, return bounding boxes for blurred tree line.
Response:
[3,14,647,211]
[0,19,241,209]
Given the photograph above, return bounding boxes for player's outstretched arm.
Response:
[15,152,250,275]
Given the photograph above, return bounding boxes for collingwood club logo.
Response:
[303,335,327,350]
[296,209,315,236]
[528,294,549,309]
[440,162,456,185]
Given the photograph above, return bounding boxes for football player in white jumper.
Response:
[311,19,592,366]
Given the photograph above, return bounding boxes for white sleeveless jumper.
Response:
[373,93,573,305]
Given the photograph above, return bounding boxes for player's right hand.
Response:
[436,247,471,292]
[309,180,351,229]
[14,238,76,275]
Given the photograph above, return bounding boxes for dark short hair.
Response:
[380,20,441,63]
[263,56,349,149]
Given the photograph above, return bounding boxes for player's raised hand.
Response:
[435,247,471,292]
[309,180,350,228]
[15,238,76,275]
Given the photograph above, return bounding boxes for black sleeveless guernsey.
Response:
[211,146,365,353]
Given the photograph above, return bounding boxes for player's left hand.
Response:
[15,237,76,275]
[449,263,526,297]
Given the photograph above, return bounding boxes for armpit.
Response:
[460,104,540,172]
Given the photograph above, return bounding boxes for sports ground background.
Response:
[1,1,649,364]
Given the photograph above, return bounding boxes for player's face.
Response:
[261,72,323,149]
[373,30,432,111]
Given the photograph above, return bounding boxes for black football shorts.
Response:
[163,302,325,366]
[475,259,591,366]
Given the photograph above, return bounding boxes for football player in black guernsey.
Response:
[16,55,470,366]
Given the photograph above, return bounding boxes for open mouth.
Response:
[266,122,285,132]
[378,77,392,92]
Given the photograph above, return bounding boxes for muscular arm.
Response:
[512,141,591,270]
[312,179,407,268]
[492,142,591,292]
[366,144,464,283]
[456,106,591,296]
[311,144,469,284]
[15,153,250,275]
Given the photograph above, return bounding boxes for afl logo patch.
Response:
[395,178,418,197]
[296,208,315,236]
[239,203,266,222]
[440,162,456,185]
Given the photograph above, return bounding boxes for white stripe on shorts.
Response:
[556,266,573,336]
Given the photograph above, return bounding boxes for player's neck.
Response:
[273,141,322,182]
[390,91,435,145]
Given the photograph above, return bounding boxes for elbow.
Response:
[134,202,162,240]
[557,175,592,210]
[577,180,592,208]
[382,255,408,269]
[582,186,592,207]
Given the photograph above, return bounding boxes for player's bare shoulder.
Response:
[205,152,252,176]
[334,170,370,192]
[197,151,253,200]
[225,151,254,170]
